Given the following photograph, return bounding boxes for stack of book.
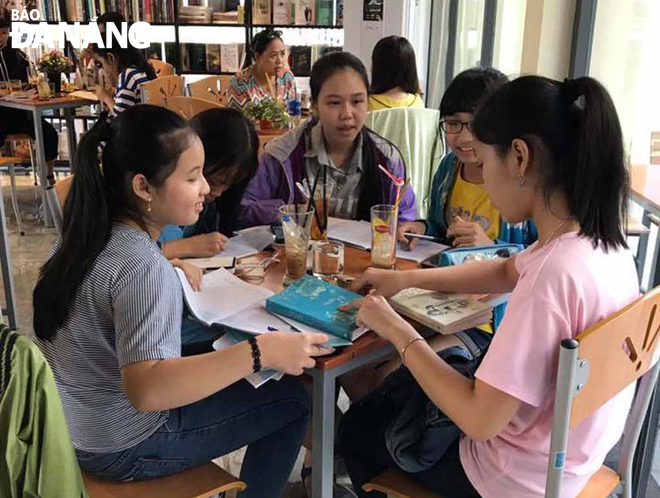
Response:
[179,5,214,24]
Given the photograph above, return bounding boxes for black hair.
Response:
[370,36,420,95]
[33,105,197,341]
[309,51,395,221]
[188,108,259,235]
[0,8,9,29]
[96,11,126,30]
[440,67,508,117]
[91,22,157,80]
[245,28,283,67]
[473,75,629,251]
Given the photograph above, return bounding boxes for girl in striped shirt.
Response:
[91,38,156,115]
[34,105,333,497]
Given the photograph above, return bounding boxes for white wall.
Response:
[344,0,431,92]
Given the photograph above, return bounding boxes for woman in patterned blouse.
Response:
[225,29,297,110]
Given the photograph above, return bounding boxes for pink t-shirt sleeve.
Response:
[476,294,572,408]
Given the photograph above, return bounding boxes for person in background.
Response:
[398,67,537,250]
[225,28,296,110]
[339,74,638,498]
[90,26,156,115]
[33,105,333,497]
[368,36,424,111]
[240,51,417,228]
[0,8,59,184]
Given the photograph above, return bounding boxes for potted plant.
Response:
[244,98,292,132]
[36,50,72,94]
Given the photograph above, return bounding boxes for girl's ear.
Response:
[131,174,152,203]
[511,138,531,178]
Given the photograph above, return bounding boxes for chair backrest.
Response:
[149,59,175,77]
[546,286,660,498]
[140,75,185,107]
[187,75,233,105]
[364,108,443,218]
[166,96,223,119]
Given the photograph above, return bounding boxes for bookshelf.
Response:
[21,0,345,80]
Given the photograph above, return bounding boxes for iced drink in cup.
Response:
[371,204,397,269]
[279,204,315,285]
[310,177,334,240]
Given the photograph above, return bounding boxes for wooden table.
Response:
[630,164,660,288]
[0,95,96,227]
[629,163,660,497]
[244,246,507,498]
[257,127,287,156]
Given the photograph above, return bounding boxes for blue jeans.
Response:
[76,377,309,498]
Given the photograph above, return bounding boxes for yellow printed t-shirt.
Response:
[368,93,425,111]
[446,166,501,333]
[446,167,501,241]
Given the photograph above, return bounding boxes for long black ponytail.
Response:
[473,75,628,251]
[34,105,195,341]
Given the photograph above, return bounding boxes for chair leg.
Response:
[8,163,24,236]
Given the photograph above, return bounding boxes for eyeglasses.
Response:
[440,119,475,134]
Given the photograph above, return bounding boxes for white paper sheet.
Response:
[221,226,275,259]
[396,239,450,263]
[176,268,273,326]
[327,218,372,250]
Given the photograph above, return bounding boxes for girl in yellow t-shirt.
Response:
[368,36,425,111]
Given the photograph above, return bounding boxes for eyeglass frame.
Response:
[440,119,475,134]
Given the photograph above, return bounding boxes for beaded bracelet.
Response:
[247,337,262,373]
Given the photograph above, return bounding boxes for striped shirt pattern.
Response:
[114,68,151,114]
[35,224,183,453]
[225,66,297,110]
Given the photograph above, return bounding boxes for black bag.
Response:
[383,345,481,473]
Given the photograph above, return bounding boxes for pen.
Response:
[403,232,443,242]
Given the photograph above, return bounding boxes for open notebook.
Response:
[327,218,448,263]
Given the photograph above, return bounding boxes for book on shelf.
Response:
[252,0,271,24]
[265,275,366,346]
[288,45,311,77]
[336,0,343,26]
[272,0,292,25]
[164,42,177,65]
[220,43,244,74]
[389,288,493,335]
[206,44,221,73]
[189,44,208,73]
[179,5,214,24]
[316,0,333,25]
[293,0,315,25]
[213,10,239,23]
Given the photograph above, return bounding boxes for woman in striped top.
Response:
[33,105,332,497]
[91,37,156,115]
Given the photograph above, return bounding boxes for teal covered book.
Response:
[266,276,362,342]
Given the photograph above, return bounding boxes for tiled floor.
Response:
[2,173,658,498]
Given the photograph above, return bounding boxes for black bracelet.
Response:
[247,337,262,373]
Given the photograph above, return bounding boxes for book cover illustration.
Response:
[266,275,361,340]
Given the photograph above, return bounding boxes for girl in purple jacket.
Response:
[239,52,417,228]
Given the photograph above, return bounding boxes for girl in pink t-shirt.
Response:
[339,75,638,498]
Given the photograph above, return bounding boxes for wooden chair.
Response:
[187,75,233,105]
[140,75,185,107]
[167,96,223,120]
[82,462,246,498]
[363,286,660,498]
[149,59,176,77]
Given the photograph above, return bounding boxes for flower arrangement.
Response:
[244,98,292,130]
[36,50,72,74]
